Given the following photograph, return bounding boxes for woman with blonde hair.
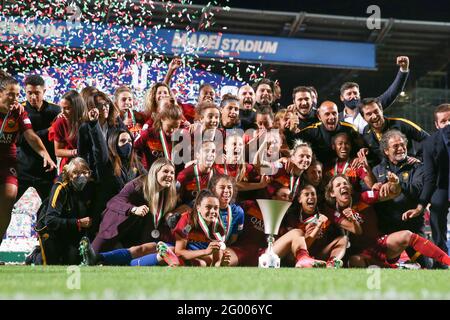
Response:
[90,158,178,254]
[30,157,94,265]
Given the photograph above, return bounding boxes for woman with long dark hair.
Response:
[50,90,86,171]
[173,190,232,267]
[78,91,126,175]
[80,106,146,233]
[134,101,184,170]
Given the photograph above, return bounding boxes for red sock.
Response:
[295,249,309,262]
[409,233,450,266]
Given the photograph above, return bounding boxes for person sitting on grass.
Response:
[231,185,327,268]
[79,238,179,267]
[172,190,233,267]
[281,184,348,268]
[324,174,450,268]
[91,158,178,254]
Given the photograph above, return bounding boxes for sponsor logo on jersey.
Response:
[182,224,192,235]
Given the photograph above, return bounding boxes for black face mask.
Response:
[117,143,132,159]
[72,175,88,192]
[344,98,360,110]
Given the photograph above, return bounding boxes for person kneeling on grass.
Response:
[80,158,181,266]
[30,157,94,265]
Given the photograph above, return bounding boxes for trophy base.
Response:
[258,252,280,268]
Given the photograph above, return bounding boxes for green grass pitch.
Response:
[0,266,449,299]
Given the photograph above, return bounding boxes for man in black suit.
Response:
[422,104,450,268]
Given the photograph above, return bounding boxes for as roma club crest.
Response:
[402,172,409,181]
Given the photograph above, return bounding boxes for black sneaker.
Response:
[79,237,99,266]
[432,262,449,270]
[25,246,41,265]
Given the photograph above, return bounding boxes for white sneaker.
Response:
[396,261,421,270]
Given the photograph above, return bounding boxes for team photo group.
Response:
[1,53,450,270]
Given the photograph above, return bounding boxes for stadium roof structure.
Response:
[2,0,450,100]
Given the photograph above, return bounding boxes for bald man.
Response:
[285,101,365,165]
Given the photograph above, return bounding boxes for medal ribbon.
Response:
[218,205,233,241]
[197,211,225,242]
[159,129,172,160]
[152,194,164,230]
[289,174,301,197]
[194,164,213,192]
[124,109,136,128]
[334,160,350,176]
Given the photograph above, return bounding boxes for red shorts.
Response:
[361,234,399,267]
[230,245,265,266]
[0,159,18,186]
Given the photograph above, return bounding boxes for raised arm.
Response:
[377,56,409,110]
[163,57,182,85]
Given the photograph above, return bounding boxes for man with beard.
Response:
[285,101,364,165]
[288,86,318,130]
[253,78,275,113]
[358,97,429,166]
[339,56,410,134]
[372,130,433,268]
[238,84,257,130]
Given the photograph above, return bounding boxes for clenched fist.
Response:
[396,56,409,72]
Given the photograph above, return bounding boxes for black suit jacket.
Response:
[421,126,450,205]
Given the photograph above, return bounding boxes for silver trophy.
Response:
[256,199,292,268]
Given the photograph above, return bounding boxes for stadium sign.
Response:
[0,15,375,69]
